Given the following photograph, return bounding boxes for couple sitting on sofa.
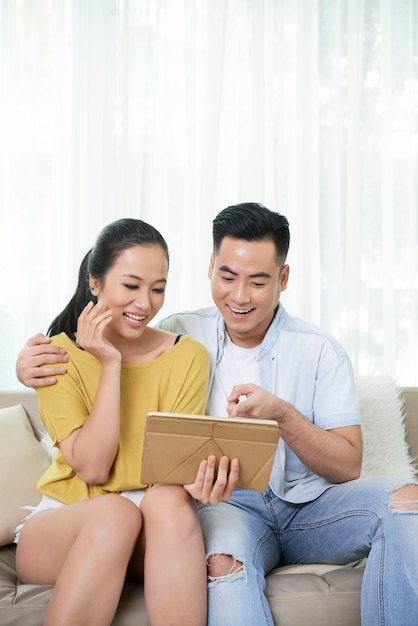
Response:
[16,203,418,626]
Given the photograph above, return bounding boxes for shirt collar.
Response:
[216,304,288,362]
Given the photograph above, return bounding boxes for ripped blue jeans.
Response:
[197,476,418,626]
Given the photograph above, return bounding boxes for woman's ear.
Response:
[89,276,100,295]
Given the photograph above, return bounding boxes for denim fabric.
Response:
[158,306,418,624]
[198,476,418,626]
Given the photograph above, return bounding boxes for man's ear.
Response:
[207,253,215,280]
[280,264,290,292]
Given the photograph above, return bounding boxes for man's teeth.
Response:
[124,313,145,321]
[229,306,252,314]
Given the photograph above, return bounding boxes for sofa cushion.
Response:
[0,405,50,547]
[357,375,417,481]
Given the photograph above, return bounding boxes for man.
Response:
[17,203,418,625]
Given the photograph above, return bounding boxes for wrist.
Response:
[275,399,293,427]
[100,357,122,372]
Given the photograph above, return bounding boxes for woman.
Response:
[15,218,211,626]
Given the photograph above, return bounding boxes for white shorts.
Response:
[14,489,146,544]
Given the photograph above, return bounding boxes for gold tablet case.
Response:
[141,412,280,492]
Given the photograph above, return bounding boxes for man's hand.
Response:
[227,383,281,420]
[184,455,239,505]
[226,383,363,483]
[16,332,68,388]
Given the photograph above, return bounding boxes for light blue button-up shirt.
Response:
[158,304,360,503]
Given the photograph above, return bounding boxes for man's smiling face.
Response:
[208,236,289,348]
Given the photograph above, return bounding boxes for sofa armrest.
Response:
[402,388,418,471]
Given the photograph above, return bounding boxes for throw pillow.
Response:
[357,375,417,481]
[0,404,50,546]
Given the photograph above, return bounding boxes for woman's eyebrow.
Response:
[121,273,167,284]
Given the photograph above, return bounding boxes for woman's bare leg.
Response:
[16,494,142,626]
[134,485,207,626]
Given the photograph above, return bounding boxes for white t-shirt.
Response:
[206,331,260,418]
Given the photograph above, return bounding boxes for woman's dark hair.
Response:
[212,202,290,265]
[47,218,169,340]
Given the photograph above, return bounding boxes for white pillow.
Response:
[0,404,50,546]
[357,375,417,481]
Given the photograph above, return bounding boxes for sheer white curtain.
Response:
[0,0,417,390]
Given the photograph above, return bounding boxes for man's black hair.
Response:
[212,202,290,264]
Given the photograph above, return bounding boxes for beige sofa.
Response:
[1,379,417,626]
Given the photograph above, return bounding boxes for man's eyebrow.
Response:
[218,266,272,279]
[122,273,167,283]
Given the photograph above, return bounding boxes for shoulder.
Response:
[147,328,209,364]
[167,336,210,375]
[157,306,219,331]
[279,308,349,358]
[49,332,80,358]
[49,332,72,347]
[49,333,99,370]
[150,327,178,343]
[175,335,210,360]
[156,307,220,354]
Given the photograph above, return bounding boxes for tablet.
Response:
[140,412,280,492]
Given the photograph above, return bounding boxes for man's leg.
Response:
[277,476,418,626]
[198,489,280,626]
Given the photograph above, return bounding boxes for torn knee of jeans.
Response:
[207,553,245,583]
[389,484,418,512]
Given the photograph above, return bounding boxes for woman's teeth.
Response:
[124,313,145,321]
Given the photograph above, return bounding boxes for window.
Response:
[1,0,417,389]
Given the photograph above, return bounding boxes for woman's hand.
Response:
[76,301,121,364]
[59,301,122,483]
[183,455,239,505]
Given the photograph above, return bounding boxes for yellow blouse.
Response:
[36,332,209,504]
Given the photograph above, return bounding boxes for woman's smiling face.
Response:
[91,244,168,340]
